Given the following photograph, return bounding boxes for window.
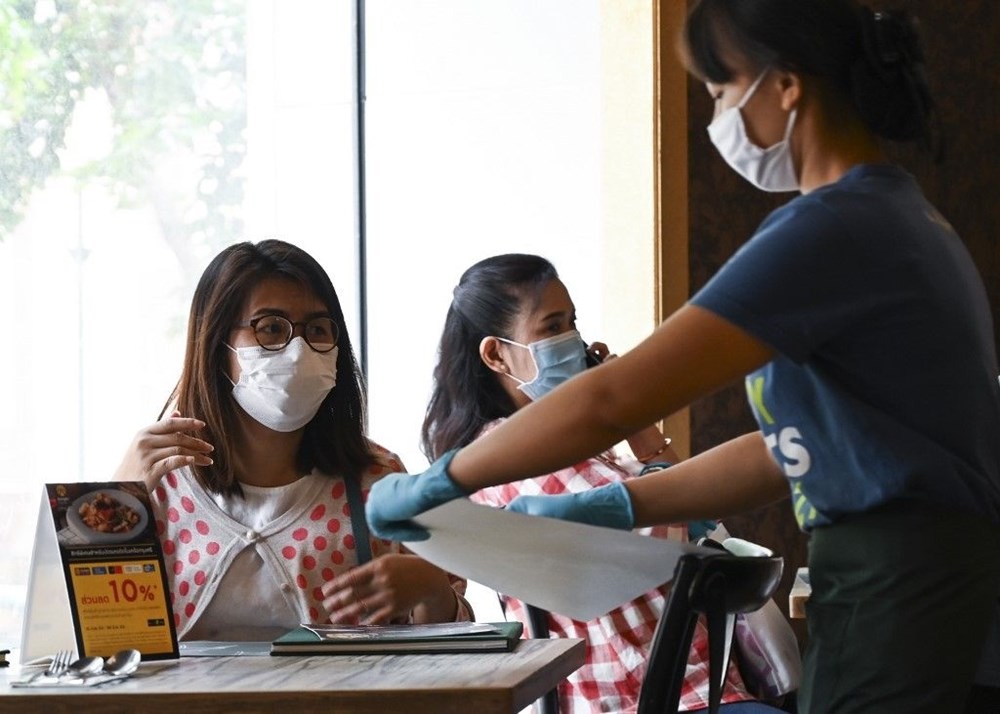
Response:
[0,0,653,647]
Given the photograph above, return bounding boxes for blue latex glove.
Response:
[687,519,719,541]
[506,481,635,530]
[366,449,468,542]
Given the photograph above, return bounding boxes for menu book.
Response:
[270,621,523,655]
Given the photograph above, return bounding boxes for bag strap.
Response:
[345,475,373,565]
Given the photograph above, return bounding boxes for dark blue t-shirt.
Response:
[692,164,1000,530]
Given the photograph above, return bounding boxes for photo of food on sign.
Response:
[48,482,156,548]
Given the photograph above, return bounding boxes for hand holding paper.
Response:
[366,449,468,541]
[506,481,636,530]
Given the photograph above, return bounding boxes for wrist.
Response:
[634,438,672,463]
[425,449,469,500]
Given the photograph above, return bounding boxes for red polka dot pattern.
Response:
[151,453,406,637]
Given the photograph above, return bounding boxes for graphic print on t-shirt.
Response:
[746,374,817,527]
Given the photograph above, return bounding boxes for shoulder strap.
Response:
[344,475,373,565]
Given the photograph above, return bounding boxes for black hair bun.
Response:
[850,8,934,142]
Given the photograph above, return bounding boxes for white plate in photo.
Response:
[66,489,150,544]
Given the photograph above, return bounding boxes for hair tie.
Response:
[850,7,934,145]
[858,8,924,79]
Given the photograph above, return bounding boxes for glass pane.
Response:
[0,0,357,649]
[364,0,605,469]
[365,0,655,623]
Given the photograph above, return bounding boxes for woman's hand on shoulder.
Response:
[321,554,458,625]
[112,412,214,492]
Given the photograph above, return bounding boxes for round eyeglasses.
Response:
[235,314,339,353]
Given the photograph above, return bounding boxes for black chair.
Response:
[637,547,785,714]
[525,604,560,714]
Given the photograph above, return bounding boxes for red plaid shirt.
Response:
[469,422,755,713]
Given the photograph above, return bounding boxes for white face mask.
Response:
[497,330,588,401]
[707,69,799,193]
[226,336,338,432]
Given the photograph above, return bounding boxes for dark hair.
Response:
[681,0,936,145]
[166,239,373,495]
[421,254,559,461]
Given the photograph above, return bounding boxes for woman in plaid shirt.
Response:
[421,253,779,713]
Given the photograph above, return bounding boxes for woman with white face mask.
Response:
[422,254,788,714]
[369,2,1000,712]
[113,239,472,640]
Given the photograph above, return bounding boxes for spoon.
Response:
[104,649,141,677]
[61,655,105,679]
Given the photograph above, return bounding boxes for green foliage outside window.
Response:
[0,0,247,268]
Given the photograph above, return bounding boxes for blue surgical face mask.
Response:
[497,330,588,401]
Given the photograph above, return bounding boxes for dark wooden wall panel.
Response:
[683,0,999,648]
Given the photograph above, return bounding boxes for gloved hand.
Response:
[687,519,719,541]
[366,449,468,542]
[506,481,635,530]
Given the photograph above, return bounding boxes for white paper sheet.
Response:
[408,500,714,622]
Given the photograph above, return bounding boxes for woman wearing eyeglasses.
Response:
[366,1,1000,711]
[114,239,472,640]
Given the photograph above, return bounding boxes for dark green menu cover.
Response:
[270,620,523,656]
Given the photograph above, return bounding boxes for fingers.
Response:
[321,564,398,625]
[139,416,213,457]
[119,415,215,489]
[588,341,610,357]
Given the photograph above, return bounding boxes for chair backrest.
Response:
[637,549,784,714]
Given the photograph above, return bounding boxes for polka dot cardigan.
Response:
[152,450,408,637]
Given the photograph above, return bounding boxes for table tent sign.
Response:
[20,482,178,663]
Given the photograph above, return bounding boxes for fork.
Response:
[47,649,74,677]
[12,649,74,687]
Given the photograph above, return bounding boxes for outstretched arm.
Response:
[449,305,773,491]
[626,431,789,527]
[367,305,777,540]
